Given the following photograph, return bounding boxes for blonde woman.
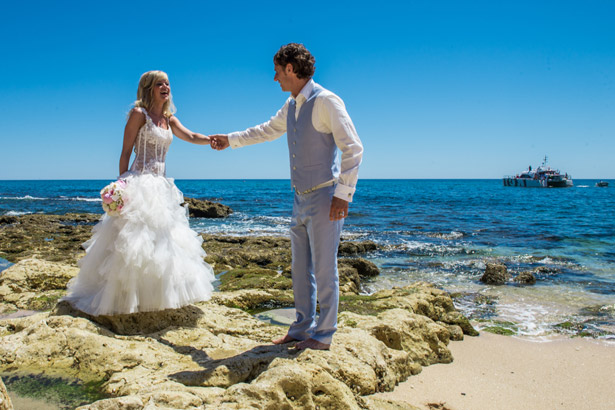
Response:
[63,71,215,316]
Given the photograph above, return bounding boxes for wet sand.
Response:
[375,332,615,410]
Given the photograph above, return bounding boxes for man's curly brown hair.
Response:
[273,43,315,79]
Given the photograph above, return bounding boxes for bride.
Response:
[63,70,215,316]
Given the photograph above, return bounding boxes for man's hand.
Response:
[329,196,349,221]
[210,134,230,150]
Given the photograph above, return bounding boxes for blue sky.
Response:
[1,0,613,179]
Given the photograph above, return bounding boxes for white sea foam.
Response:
[1,195,101,202]
[4,211,32,216]
[60,196,101,202]
[426,231,464,240]
[0,195,47,200]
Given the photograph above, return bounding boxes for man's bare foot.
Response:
[295,338,330,350]
[272,334,298,345]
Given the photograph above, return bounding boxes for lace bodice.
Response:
[129,108,173,176]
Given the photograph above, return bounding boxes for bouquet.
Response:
[100,179,127,216]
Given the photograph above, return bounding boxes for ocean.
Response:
[1,179,614,340]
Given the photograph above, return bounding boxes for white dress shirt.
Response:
[228,79,363,202]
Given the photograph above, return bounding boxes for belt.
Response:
[294,179,337,195]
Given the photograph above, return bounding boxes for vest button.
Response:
[293,141,296,145]
[293,166,296,170]
[292,154,296,158]
[293,128,296,132]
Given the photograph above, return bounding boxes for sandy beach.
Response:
[375,332,615,410]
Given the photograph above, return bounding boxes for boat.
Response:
[596,181,609,187]
[503,156,573,188]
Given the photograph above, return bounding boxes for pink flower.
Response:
[102,192,114,204]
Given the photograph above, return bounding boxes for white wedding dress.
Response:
[63,108,215,316]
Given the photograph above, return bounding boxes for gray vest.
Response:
[287,84,340,193]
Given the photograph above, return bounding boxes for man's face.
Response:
[274,63,293,92]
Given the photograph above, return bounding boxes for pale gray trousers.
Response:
[287,185,343,344]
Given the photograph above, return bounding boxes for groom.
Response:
[210,43,363,350]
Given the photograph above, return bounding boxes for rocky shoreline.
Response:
[0,211,477,409]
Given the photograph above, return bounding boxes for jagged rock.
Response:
[218,268,292,292]
[338,258,380,294]
[339,308,453,366]
[0,258,78,311]
[183,197,232,218]
[339,283,478,337]
[340,257,380,278]
[201,235,292,274]
[0,216,18,225]
[211,289,295,311]
[0,213,99,265]
[514,271,537,285]
[338,240,379,256]
[1,294,462,410]
[0,376,13,410]
[480,263,510,285]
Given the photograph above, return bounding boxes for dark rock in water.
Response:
[0,216,18,225]
[339,257,380,278]
[338,240,379,256]
[480,263,510,285]
[183,197,232,218]
[336,259,376,294]
[513,271,537,285]
[532,266,561,275]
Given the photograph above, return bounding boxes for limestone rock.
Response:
[218,268,292,292]
[338,239,379,256]
[183,197,232,218]
[514,270,537,285]
[0,376,13,410]
[0,213,99,265]
[480,263,510,285]
[1,289,467,410]
[211,289,295,311]
[339,283,478,337]
[0,216,18,225]
[339,308,453,366]
[341,257,380,278]
[0,258,78,311]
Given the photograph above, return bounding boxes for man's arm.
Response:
[225,99,290,149]
[318,93,364,203]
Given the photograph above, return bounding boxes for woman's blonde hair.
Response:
[133,70,176,117]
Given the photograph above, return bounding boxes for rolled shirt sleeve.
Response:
[316,92,363,202]
[228,100,290,148]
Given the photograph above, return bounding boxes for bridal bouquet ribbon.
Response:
[100,179,127,216]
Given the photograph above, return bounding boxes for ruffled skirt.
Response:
[63,173,214,316]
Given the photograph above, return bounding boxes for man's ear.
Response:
[285,63,294,74]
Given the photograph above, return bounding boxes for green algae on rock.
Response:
[1,374,107,410]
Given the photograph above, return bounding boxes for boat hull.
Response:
[503,177,573,188]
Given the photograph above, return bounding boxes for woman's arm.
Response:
[119,109,146,175]
[169,116,211,145]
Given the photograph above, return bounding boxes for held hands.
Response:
[330,196,349,221]
[210,134,230,150]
